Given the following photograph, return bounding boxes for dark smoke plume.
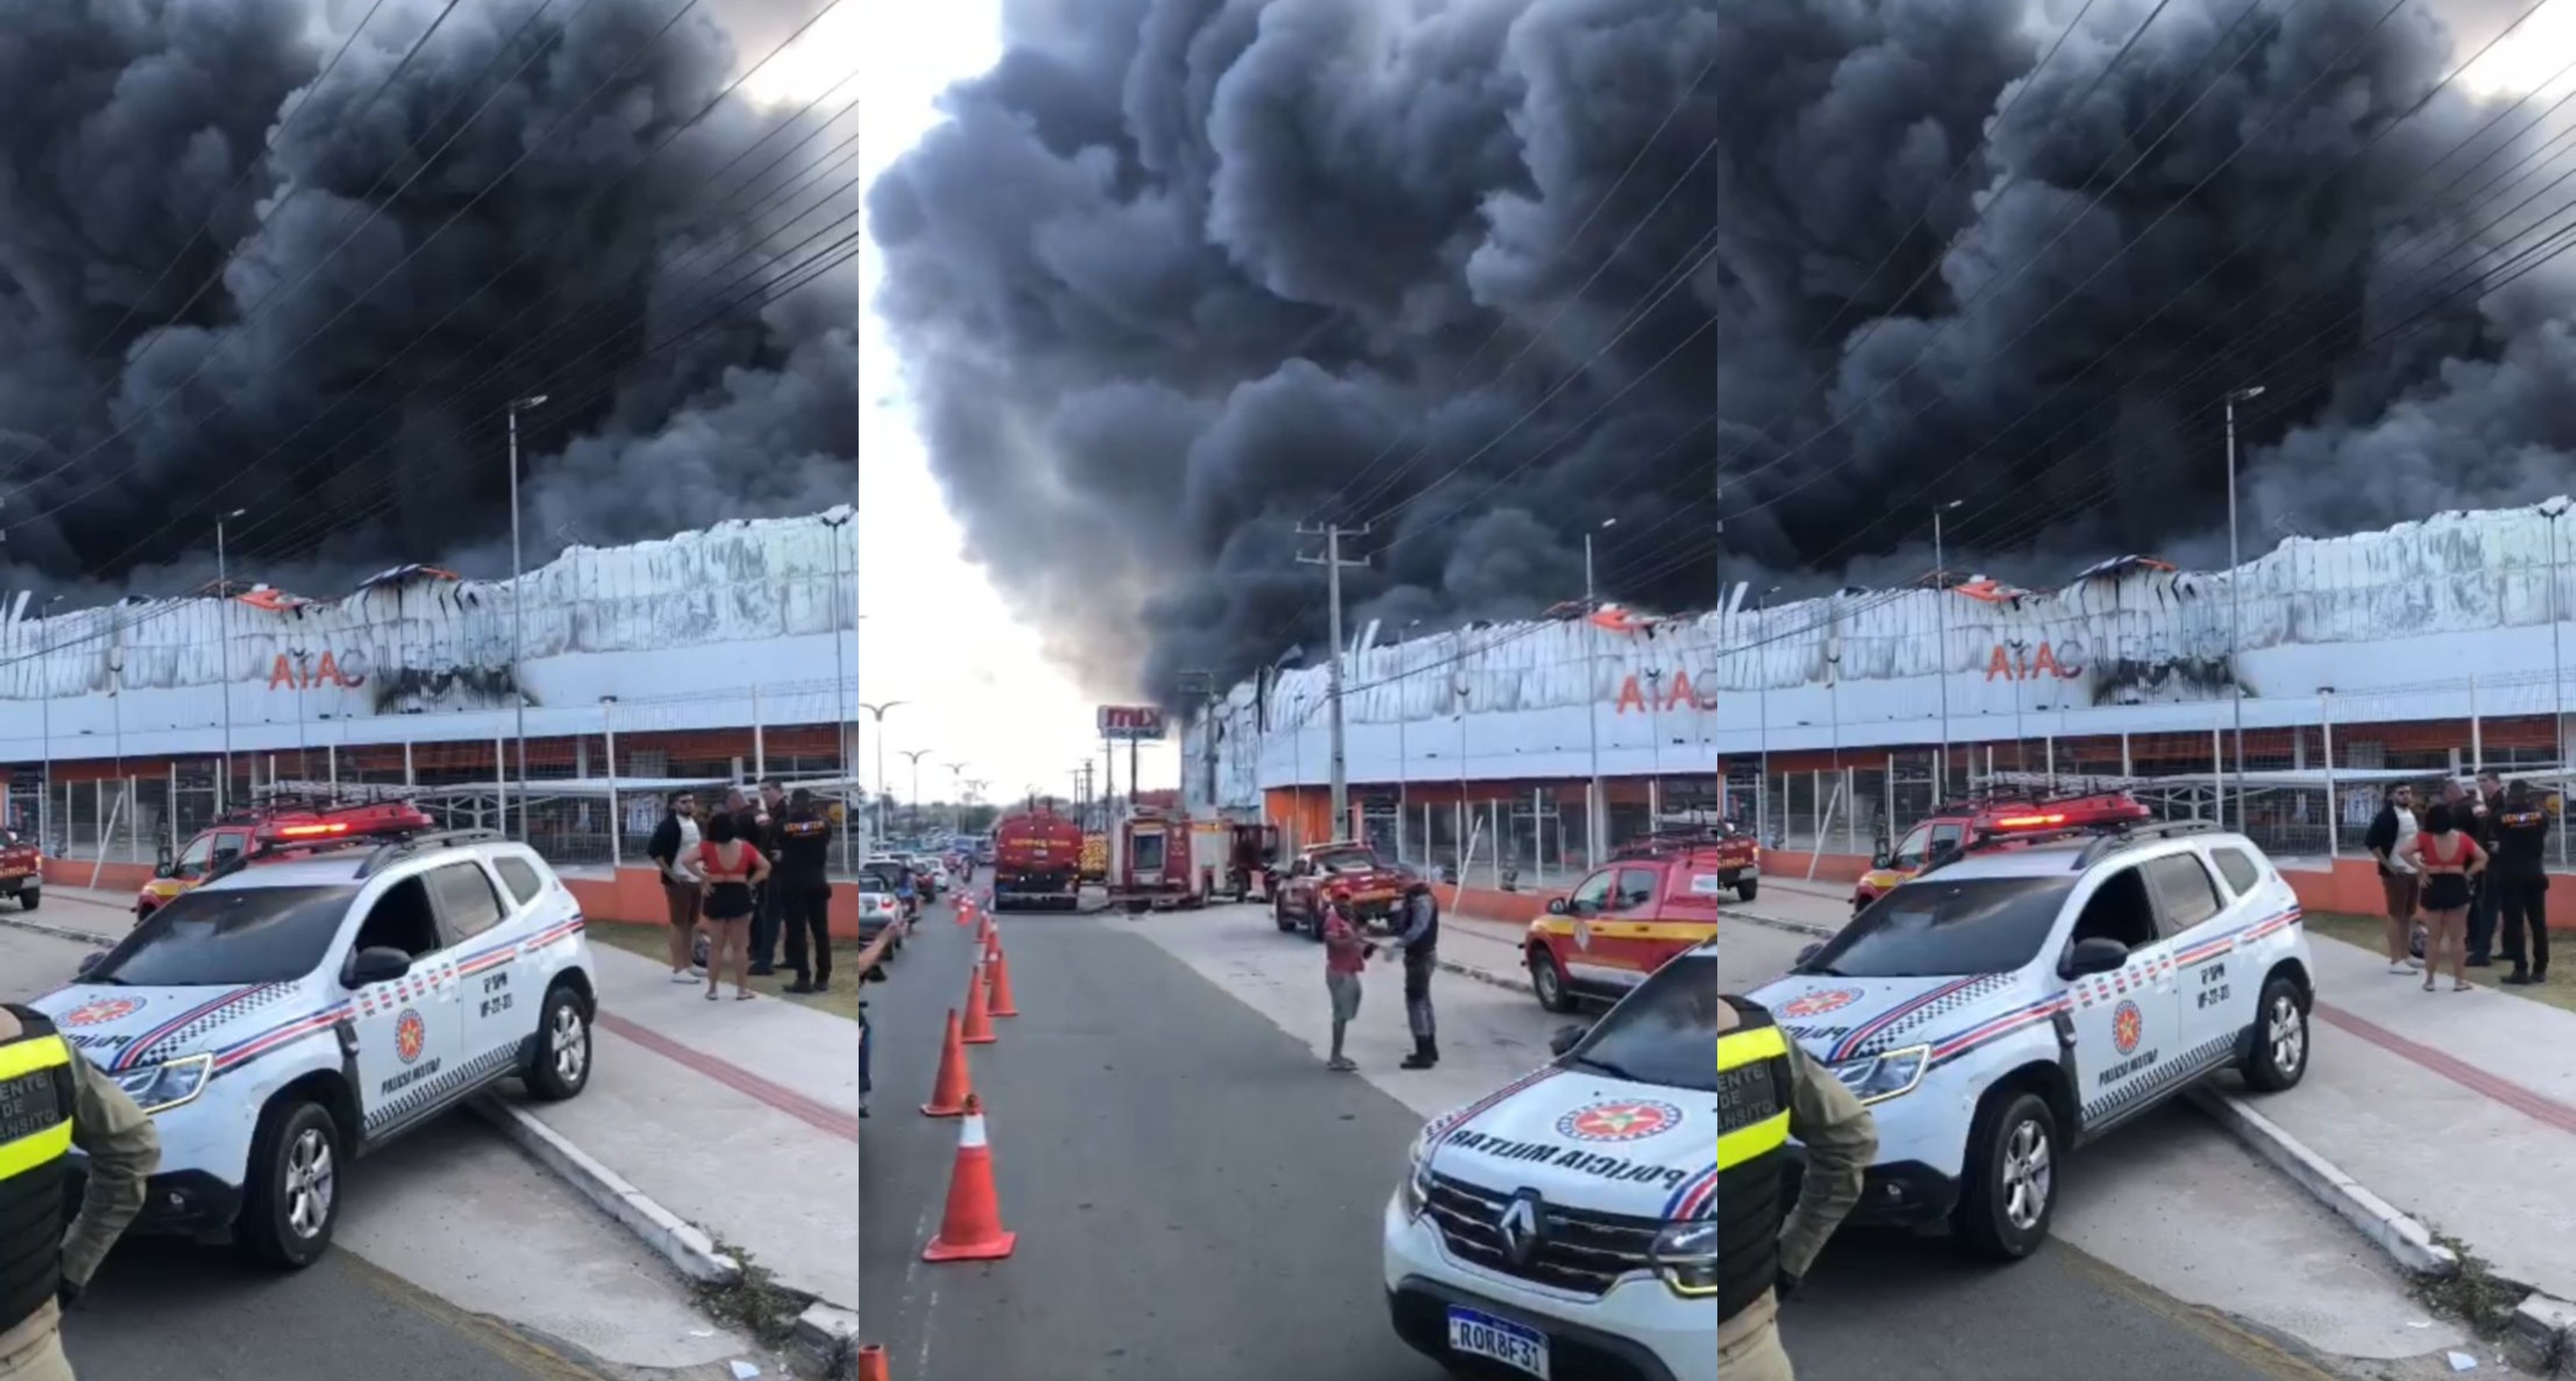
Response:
[0,0,856,604]
[871,0,2575,704]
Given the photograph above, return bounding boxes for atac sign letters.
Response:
[1986,641,2084,682]
[1612,669,1720,715]
[265,650,369,690]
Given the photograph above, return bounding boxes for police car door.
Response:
[421,860,522,1069]
[344,870,463,1137]
[2145,849,2248,1072]
[2061,862,2183,1129]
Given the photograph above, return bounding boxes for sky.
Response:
[774,0,2568,807]
[743,0,1174,803]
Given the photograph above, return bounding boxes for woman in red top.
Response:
[689,810,773,1001]
[2399,801,2487,992]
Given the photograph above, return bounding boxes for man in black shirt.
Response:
[2467,772,2507,967]
[777,789,840,994]
[2491,781,2552,985]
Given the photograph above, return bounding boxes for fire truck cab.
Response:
[1851,791,2155,913]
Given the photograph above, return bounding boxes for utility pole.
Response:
[506,395,549,840]
[2223,386,2265,833]
[214,508,246,813]
[1583,518,1616,864]
[1930,500,1963,796]
[1297,523,1370,838]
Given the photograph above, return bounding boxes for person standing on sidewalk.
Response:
[647,791,706,983]
[777,789,839,994]
[2366,784,2423,975]
[690,811,772,1002]
[0,1004,161,1381]
[1386,880,1441,1069]
[2398,802,2486,994]
[1716,994,1878,1381]
[2466,772,2506,967]
[2492,781,2552,986]
[1320,896,1376,1072]
[747,780,788,978]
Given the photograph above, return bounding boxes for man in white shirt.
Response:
[2367,784,2422,975]
[647,790,706,982]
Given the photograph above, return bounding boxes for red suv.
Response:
[1849,791,2154,913]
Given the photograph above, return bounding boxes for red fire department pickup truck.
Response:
[134,798,434,920]
[0,829,41,911]
[1271,840,1410,940]
[1848,790,2155,913]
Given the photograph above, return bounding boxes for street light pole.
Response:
[1402,618,1421,863]
[944,761,968,834]
[215,508,246,814]
[38,595,61,848]
[2223,385,2265,834]
[1583,518,1616,864]
[1757,586,1779,839]
[900,749,931,838]
[1931,500,1963,796]
[859,701,904,841]
[506,395,549,840]
[821,513,856,870]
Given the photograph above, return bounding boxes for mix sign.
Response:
[1097,705,1167,741]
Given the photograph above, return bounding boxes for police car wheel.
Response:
[526,986,593,1101]
[17,888,35,911]
[238,1099,342,1271]
[2241,976,2309,1093]
[1530,948,1577,1013]
[1956,1090,2056,1262]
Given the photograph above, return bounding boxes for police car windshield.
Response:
[1801,876,2072,979]
[88,885,360,987]
[1565,955,1720,1093]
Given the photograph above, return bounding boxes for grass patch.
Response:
[585,919,869,1022]
[2301,910,2576,1015]
[692,1237,846,1375]
[2410,1231,2528,1342]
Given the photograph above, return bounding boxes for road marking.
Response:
[594,1011,861,1143]
[2313,1000,2576,1136]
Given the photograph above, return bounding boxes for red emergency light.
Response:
[275,822,352,838]
[1991,813,2068,829]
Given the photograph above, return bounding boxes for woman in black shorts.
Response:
[2399,802,2487,993]
[690,810,773,1001]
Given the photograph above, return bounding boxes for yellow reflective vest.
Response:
[1716,995,1793,1322]
[0,1007,76,1334]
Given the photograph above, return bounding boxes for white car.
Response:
[31,829,596,1269]
[1384,942,1722,1381]
[1748,820,2314,1259]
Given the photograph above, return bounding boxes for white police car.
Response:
[1384,942,1720,1381]
[31,829,595,1268]
[1749,820,2313,1259]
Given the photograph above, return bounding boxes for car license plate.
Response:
[1447,1306,1548,1379]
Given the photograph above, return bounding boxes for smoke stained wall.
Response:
[869,0,2576,703]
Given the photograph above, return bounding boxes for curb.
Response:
[2184,1086,2459,1278]
[2508,1293,2576,1374]
[1438,955,1527,995]
[470,1095,743,1289]
[0,914,115,950]
[795,1301,861,1359]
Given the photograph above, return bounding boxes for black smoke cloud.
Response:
[0,0,856,604]
[872,0,2573,703]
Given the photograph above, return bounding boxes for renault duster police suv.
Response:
[1384,941,1724,1381]
[30,829,595,1269]
[1751,819,2314,1259]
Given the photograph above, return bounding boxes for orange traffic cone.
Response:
[955,897,974,927]
[923,1095,1017,1263]
[983,925,1002,966]
[859,1344,891,1381]
[960,960,998,1045]
[920,1008,975,1117]
[987,950,1020,1019]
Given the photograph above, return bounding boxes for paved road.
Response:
[0,899,766,1381]
[859,906,2406,1381]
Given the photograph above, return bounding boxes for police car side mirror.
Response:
[77,952,103,975]
[1548,1024,1589,1057]
[1545,896,1567,915]
[2062,937,2131,979]
[152,862,174,879]
[1872,849,1892,870]
[1795,942,1825,968]
[344,946,413,988]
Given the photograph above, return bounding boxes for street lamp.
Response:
[944,761,968,833]
[506,394,549,840]
[1582,517,1616,864]
[215,507,246,813]
[1755,586,1780,838]
[1930,499,1964,796]
[2223,385,2265,833]
[1401,618,1421,863]
[859,701,904,840]
[820,512,859,871]
[900,749,932,835]
[38,594,62,848]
